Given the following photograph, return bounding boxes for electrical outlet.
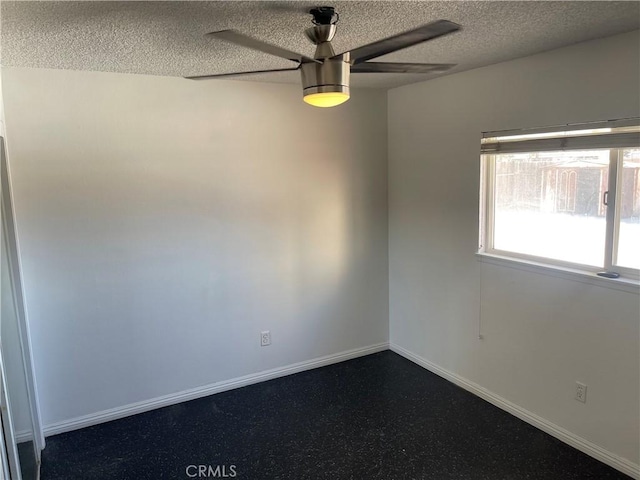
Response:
[575,382,587,403]
[260,331,271,347]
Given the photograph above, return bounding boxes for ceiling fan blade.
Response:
[341,20,461,65]
[351,62,456,74]
[206,30,321,64]
[185,67,300,80]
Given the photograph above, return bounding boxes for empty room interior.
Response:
[0,1,639,479]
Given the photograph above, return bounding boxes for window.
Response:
[479,119,640,280]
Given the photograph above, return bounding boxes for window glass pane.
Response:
[616,148,640,269]
[493,150,608,267]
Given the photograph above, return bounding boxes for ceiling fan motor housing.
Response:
[300,53,350,99]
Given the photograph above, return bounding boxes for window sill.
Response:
[476,252,640,295]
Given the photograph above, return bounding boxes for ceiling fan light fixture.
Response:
[301,56,350,108]
[303,90,350,108]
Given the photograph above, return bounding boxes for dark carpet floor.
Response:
[41,351,630,479]
[17,440,38,480]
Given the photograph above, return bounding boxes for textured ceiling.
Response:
[1,1,639,89]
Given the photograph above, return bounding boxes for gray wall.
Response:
[1,68,389,427]
[388,30,639,465]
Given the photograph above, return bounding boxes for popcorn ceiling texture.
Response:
[1,1,639,88]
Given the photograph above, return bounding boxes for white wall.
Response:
[388,29,640,468]
[1,68,389,427]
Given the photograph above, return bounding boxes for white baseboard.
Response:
[43,342,389,438]
[15,429,32,444]
[41,341,638,478]
[390,343,640,479]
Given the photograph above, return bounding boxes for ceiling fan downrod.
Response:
[305,7,338,57]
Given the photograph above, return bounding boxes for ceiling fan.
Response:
[186,6,461,108]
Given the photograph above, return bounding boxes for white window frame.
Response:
[479,119,640,283]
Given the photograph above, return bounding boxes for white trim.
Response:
[43,342,389,438]
[390,343,640,479]
[604,149,619,271]
[0,414,10,480]
[0,347,22,480]
[476,252,639,294]
[14,429,32,444]
[0,137,45,453]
